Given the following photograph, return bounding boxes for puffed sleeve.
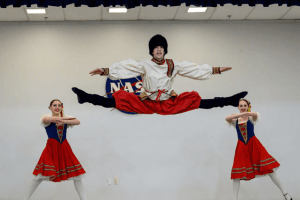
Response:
[176,60,212,80]
[249,112,260,125]
[64,114,74,129]
[108,59,145,80]
[227,119,237,127]
[40,113,52,127]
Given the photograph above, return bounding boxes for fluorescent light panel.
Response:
[109,8,127,13]
[27,9,46,14]
[188,7,207,13]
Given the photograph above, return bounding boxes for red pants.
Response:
[112,90,201,115]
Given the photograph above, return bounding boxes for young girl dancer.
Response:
[24,99,87,200]
[225,99,292,200]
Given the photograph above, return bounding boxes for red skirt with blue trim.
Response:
[231,136,280,180]
[33,138,86,182]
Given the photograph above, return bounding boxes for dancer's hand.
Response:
[90,68,104,76]
[53,118,65,126]
[220,67,232,73]
[56,122,64,127]
[240,112,251,118]
[52,118,65,124]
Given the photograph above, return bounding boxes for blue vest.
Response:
[45,123,67,143]
[235,119,255,145]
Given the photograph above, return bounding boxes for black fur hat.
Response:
[149,34,168,56]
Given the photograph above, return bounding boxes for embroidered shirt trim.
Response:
[212,67,221,74]
[170,90,178,97]
[166,59,174,78]
[151,58,165,65]
[101,68,109,76]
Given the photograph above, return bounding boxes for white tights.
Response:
[233,172,291,200]
[74,179,87,200]
[23,179,87,200]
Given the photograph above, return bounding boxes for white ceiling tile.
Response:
[139,5,178,20]
[0,5,27,21]
[26,5,64,21]
[282,6,300,19]
[175,4,214,20]
[247,4,291,19]
[64,4,101,21]
[26,5,46,21]
[44,6,65,21]
[211,4,253,20]
[103,6,139,20]
[0,4,299,21]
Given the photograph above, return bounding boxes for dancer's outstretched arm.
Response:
[89,59,145,79]
[90,65,232,76]
[90,68,105,76]
[220,67,232,73]
[176,60,232,81]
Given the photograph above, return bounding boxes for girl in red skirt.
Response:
[225,99,292,200]
[24,99,87,200]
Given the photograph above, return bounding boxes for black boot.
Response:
[72,87,90,104]
[199,91,248,109]
[72,87,116,108]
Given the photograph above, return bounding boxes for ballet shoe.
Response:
[284,193,292,200]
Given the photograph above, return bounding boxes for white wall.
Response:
[0,20,299,200]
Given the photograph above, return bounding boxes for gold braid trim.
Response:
[38,168,57,172]
[66,164,82,169]
[151,58,165,65]
[260,157,275,163]
[232,170,255,174]
[56,167,84,177]
[139,92,149,100]
[212,67,221,74]
[231,160,277,174]
[253,160,277,167]
[170,90,177,97]
[166,59,174,78]
[231,167,246,170]
[34,163,83,174]
[35,163,55,168]
[101,68,109,76]
[238,122,248,144]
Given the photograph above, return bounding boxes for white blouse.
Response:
[108,59,213,101]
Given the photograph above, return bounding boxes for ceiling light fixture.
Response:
[109,8,127,13]
[188,7,207,13]
[26,9,46,14]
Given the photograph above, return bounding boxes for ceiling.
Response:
[0,3,299,21]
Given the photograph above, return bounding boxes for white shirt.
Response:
[108,59,212,101]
